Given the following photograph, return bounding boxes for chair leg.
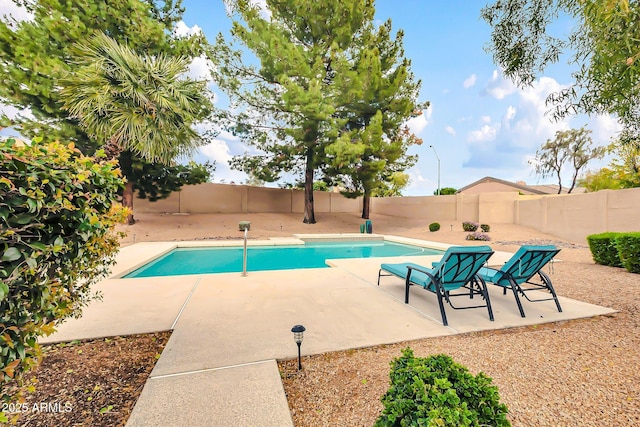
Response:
[508,280,526,318]
[539,271,563,312]
[404,275,411,304]
[377,269,382,286]
[436,286,449,326]
[476,277,494,321]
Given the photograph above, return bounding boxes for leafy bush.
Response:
[586,232,623,267]
[616,232,640,273]
[462,221,479,232]
[0,139,126,407]
[434,187,457,195]
[480,224,491,232]
[429,222,441,232]
[466,232,491,241]
[375,348,510,427]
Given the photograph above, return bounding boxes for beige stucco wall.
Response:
[515,188,640,243]
[330,193,363,213]
[370,196,457,221]
[515,196,547,232]
[455,193,479,222]
[478,192,518,224]
[180,183,247,213]
[134,191,181,213]
[134,183,639,244]
[605,188,640,231]
[246,186,291,213]
[133,183,362,214]
[544,193,608,242]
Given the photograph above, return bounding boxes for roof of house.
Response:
[456,176,582,195]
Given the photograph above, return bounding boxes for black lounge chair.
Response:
[477,245,562,317]
[377,245,495,326]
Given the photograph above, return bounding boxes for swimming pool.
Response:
[123,240,443,278]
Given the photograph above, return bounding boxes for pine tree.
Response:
[324,20,425,218]
[211,0,376,224]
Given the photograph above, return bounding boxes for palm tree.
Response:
[62,32,212,223]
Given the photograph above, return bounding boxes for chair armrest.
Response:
[406,264,433,275]
[406,265,438,283]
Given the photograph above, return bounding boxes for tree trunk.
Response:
[556,172,563,194]
[118,150,136,224]
[567,170,579,193]
[303,147,316,224]
[361,191,370,219]
[122,181,135,225]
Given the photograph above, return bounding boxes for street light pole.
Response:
[429,145,440,196]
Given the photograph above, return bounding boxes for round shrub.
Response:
[375,348,510,427]
[462,221,479,232]
[429,222,441,232]
[586,232,623,267]
[615,232,640,273]
[480,223,491,232]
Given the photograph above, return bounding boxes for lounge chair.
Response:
[477,245,562,317]
[377,245,495,326]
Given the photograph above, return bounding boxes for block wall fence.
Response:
[134,183,640,243]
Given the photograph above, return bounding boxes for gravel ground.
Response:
[120,213,640,426]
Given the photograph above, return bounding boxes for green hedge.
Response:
[616,233,640,274]
[0,139,126,410]
[586,232,624,267]
[375,348,510,427]
[429,222,441,232]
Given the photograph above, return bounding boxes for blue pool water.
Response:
[124,240,443,278]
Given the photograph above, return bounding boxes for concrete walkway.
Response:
[42,238,616,427]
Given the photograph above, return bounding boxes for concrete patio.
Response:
[42,236,616,427]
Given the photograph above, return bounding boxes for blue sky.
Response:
[1,0,622,195]
[177,0,620,195]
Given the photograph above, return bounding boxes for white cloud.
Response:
[590,114,622,145]
[463,73,477,89]
[504,105,517,121]
[407,105,431,135]
[406,168,434,195]
[445,125,456,136]
[201,139,233,164]
[481,115,491,124]
[198,137,248,184]
[484,69,518,100]
[186,55,214,81]
[467,124,497,143]
[0,0,33,23]
[173,21,203,38]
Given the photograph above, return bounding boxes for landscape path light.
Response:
[291,324,306,370]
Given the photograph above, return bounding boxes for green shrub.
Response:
[462,221,479,232]
[375,348,510,427]
[0,139,126,407]
[616,232,640,273]
[429,222,441,232]
[480,224,490,232]
[586,232,623,267]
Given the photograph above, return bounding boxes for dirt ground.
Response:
[5,332,170,427]
[8,212,639,426]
